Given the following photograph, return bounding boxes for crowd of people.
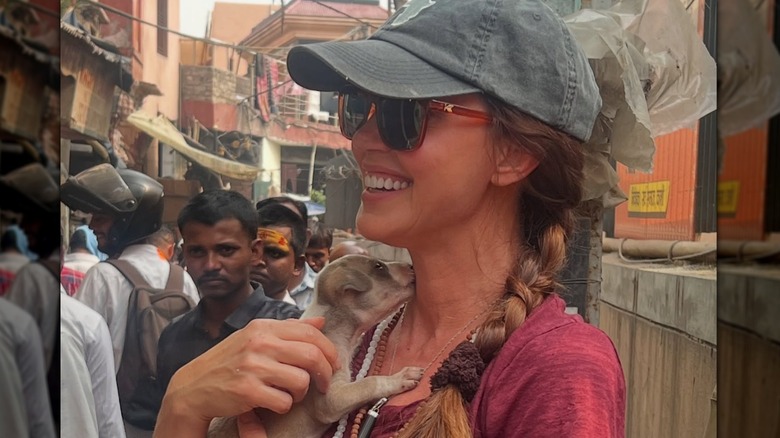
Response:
[0,161,364,438]
[1,0,626,436]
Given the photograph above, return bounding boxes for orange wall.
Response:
[614,127,700,241]
[716,0,774,240]
[717,126,769,240]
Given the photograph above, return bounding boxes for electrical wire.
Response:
[76,0,284,58]
[78,0,386,57]
[309,0,382,29]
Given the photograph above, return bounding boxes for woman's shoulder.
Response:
[471,295,626,437]
[495,294,620,369]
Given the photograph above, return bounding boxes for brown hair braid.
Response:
[397,97,585,438]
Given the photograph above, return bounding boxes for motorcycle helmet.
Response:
[61,164,164,254]
[0,162,60,215]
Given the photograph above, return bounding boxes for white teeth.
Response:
[363,174,412,191]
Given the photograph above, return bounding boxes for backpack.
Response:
[105,259,195,419]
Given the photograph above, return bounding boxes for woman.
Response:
[155,0,625,436]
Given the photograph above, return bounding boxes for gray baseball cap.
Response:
[287,0,601,142]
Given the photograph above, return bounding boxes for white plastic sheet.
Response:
[564,0,717,206]
[718,0,780,136]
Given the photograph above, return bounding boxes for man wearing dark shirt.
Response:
[138,190,301,432]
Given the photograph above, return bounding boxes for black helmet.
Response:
[0,163,60,215]
[61,164,164,254]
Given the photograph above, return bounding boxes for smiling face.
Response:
[351,93,499,249]
[182,218,258,300]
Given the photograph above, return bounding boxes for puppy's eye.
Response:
[374,262,385,271]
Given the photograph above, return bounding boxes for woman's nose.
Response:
[351,117,385,154]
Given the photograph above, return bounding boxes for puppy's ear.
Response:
[341,269,372,294]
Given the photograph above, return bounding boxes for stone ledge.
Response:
[601,253,716,345]
[718,264,780,344]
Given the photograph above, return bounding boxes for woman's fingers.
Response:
[244,359,311,404]
[255,339,335,394]
[245,318,339,369]
[161,318,340,423]
[298,317,341,371]
[241,383,295,414]
[237,411,268,438]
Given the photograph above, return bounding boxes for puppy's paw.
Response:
[396,366,424,391]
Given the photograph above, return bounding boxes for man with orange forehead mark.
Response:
[253,203,309,308]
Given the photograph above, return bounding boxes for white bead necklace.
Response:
[331,309,398,438]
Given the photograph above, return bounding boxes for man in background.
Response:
[256,196,317,309]
[146,225,176,262]
[61,226,102,296]
[60,164,200,438]
[254,203,308,308]
[139,190,301,431]
[0,226,31,296]
[1,163,62,427]
[305,222,333,273]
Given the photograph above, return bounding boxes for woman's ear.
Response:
[491,144,540,187]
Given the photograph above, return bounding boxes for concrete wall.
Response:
[181,65,248,104]
[600,253,716,438]
[138,0,180,121]
[718,265,780,436]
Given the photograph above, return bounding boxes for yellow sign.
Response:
[628,181,670,218]
[717,181,740,216]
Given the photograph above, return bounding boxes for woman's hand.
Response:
[237,411,268,438]
[153,317,339,437]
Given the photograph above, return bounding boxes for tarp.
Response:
[565,0,717,207]
[126,111,261,182]
[717,0,780,136]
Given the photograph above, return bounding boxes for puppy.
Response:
[208,255,422,438]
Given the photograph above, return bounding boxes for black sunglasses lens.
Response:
[340,94,372,138]
[377,99,425,151]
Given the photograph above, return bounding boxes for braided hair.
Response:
[397,96,585,438]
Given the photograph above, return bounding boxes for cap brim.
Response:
[287,39,479,99]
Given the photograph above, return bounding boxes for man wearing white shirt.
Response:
[61,289,125,438]
[61,164,200,438]
[0,226,31,296]
[0,298,56,438]
[0,163,62,428]
[63,226,102,274]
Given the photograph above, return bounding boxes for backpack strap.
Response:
[164,263,185,292]
[106,259,185,293]
[105,259,152,290]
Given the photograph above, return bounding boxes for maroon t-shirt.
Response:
[324,294,626,437]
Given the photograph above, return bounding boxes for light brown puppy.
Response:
[208,255,421,438]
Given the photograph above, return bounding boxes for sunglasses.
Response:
[337,92,493,151]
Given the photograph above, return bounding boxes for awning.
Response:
[126,111,261,182]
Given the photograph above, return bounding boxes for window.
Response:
[157,0,168,56]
